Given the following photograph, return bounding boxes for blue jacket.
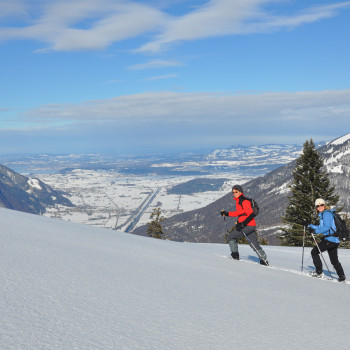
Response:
[309,210,339,243]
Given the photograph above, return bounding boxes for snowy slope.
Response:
[1,208,349,350]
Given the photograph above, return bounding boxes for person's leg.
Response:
[227,230,244,259]
[243,226,267,262]
[311,240,329,274]
[327,242,346,280]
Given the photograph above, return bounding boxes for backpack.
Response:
[330,211,350,241]
[248,198,259,217]
[239,196,259,217]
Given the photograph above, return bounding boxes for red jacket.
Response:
[228,193,256,226]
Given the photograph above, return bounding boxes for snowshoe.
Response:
[260,259,269,266]
[338,275,346,282]
[310,270,323,278]
[231,252,239,260]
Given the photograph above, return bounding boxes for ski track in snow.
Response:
[1,208,350,350]
[217,254,350,284]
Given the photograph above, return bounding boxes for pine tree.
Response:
[280,139,339,246]
[147,207,166,239]
[339,214,350,249]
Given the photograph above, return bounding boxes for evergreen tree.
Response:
[280,139,339,246]
[339,214,350,249]
[147,207,166,239]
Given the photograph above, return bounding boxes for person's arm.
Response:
[309,212,333,234]
[228,205,244,217]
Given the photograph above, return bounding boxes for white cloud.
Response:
[128,60,184,70]
[0,0,26,18]
[0,0,166,51]
[144,74,177,81]
[243,1,350,33]
[137,0,350,52]
[0,0,349,52]
[2,89,350,153]
[137,0,266,52]
[21,89,350,125]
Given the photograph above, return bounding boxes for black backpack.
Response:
[248,198,259,217]
[330,211,350,241]
[239,196,259,217]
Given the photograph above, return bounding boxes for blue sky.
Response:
[1,0,350,155]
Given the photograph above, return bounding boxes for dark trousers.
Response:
[311,240,345,277]
[227,226,267,260]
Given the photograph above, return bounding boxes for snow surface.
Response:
[1,208,350,350]
[39,169,243,230]
[330,133,350,146]
[27,178,42,190]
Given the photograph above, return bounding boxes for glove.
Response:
[235,222,245,230]
[308,226,316,234]
[221,210,229,216]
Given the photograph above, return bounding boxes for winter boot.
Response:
[334,262,345,281]
[338,275,346,282]
[310,270,323,278]
[231,252,239,260]
[260,259,269,266]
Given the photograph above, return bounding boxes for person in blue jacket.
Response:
[308,198,346,282]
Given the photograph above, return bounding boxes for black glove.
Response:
[235,222,245,230]
[221,210,229,216]
[308,226,315,234]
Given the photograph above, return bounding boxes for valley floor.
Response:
[39,169,249,231]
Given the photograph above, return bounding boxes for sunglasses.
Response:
[316,204,325,208]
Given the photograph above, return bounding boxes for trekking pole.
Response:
[310,232,334,279]
[301,226,306,273]
[240,229,269,266]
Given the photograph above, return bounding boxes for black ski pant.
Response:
[311,240,345,277]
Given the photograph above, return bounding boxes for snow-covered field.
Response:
[39,170,250,231]
[1,208,349,350]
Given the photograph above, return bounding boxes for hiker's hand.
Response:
[221,210,229,216]
[236,222,244,230]
[308,226,315,234]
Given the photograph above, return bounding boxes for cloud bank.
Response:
[21,89,350,124]
[1,0,349,52]
[0,89,346,154]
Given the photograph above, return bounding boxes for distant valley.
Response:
[0,144,309,234]
[133,135,350,245]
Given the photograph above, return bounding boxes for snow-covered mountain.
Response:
[1,208,349,350]
[203,142,325,170]
[148,143,313,177]
[0,163,73,214]
[207,143,303,162]
[1,143,313,177]
[324,134,350,208]
[133,134,350,244]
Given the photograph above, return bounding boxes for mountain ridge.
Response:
[0,163,73,214]
[133,134,350,244]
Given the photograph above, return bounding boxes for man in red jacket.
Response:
[221,185,268,265]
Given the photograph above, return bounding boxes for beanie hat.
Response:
[232,185,243,193]
[315,198,325,206]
